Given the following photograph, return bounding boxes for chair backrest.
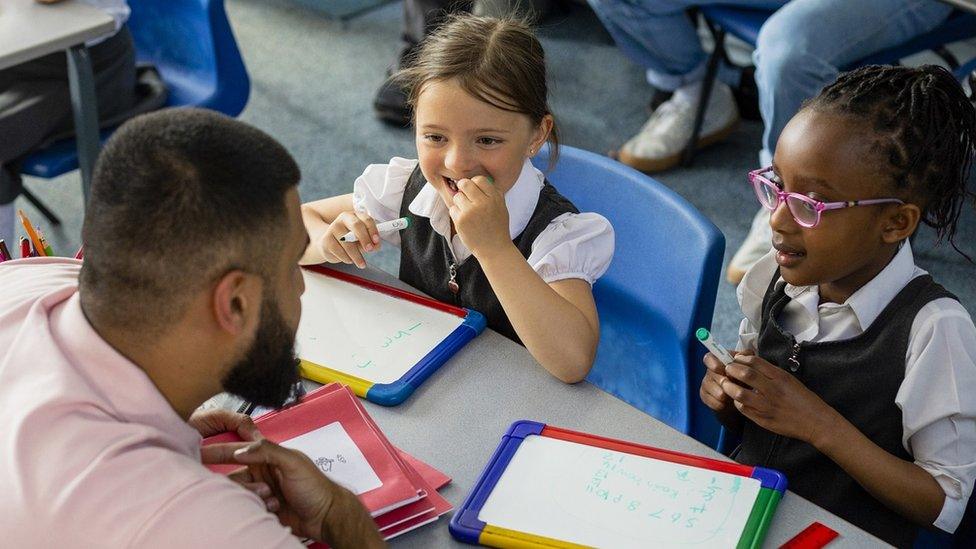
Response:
[701,6,976,71]
[22,0,249,179]
[532,146,725,446]
[127,0,249,115]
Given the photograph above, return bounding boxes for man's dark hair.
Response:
[79,108,301,332]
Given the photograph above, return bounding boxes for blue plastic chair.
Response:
[22,0,250,181]
[531,145,725,447]
[683,7,976,165]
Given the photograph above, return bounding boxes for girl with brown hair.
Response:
[301,15,614,383]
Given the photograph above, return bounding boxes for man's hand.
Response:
[189,408,261,440]
[205,439,384,548]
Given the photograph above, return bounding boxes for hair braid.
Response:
[806,65,975,260]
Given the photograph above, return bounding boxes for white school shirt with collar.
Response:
[736,242,976,533]
[351,157,614,285]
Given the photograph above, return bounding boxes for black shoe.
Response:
[646,88,674,113]
[733,66,761,121]
[373,76,412,127]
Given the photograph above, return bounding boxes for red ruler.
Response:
[779,522,840,549]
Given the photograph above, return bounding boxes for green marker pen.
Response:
[696,327,734,365]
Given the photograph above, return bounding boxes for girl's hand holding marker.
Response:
[696,328,734,365]
[317,213,409,269]
[697,328,752,418]
[339,217,411,243]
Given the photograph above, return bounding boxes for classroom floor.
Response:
[19,0,975,348]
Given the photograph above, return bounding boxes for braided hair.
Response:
[805,64,975,260]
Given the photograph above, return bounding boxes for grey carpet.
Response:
[18,0,974,349]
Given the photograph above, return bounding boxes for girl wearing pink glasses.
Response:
[700,65,976,548]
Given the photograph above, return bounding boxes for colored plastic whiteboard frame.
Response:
[450,420,787,549]
[298,264,486,406]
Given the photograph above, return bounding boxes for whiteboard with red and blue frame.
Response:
[296,264,485,405]
[450,420,787,548]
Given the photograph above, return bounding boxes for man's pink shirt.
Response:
[0,258,301,548]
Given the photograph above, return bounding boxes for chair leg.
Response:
[682,27,725,167]
[20,188,62,227]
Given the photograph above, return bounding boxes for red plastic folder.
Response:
[202,383,452,542]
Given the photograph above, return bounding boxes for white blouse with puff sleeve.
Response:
[351,157,614,285]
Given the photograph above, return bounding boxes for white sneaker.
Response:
[727,206,772,284]
[618,81,739,173]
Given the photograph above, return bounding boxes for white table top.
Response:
[315,264,889,548]
[0,0,114,70]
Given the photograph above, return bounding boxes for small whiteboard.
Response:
[296,265,485,405]
[450,421,786,549]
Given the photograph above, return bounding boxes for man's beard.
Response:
[221,292,301,408]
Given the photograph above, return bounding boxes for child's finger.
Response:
[702,373,728,403]
[700,387,727,412]
[703,353,728,376]
[340,215,374,251]
[356,212,381,247]
[720,376,759,405]
[466,176,494,197]
[733,399,768,421]
[452,190,473,209]
[725,362,770,393]
[340,241,367,269]
[324,237,354,265]
[457,178,487,200]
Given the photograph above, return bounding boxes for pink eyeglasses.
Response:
[748,167,904,229]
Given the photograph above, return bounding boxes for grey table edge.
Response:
[228,263,889,548]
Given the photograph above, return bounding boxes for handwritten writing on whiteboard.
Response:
[479,435,762,548]
[576,451,746,540]
[295,270,464,383]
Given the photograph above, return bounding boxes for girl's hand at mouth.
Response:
[448,175,512,258]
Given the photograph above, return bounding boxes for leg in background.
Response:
[726,0,954,283]
[374,0,473,125]
[587,0,785,173]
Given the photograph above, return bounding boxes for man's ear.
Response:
[882,203,922,244]
[211,270,263,336]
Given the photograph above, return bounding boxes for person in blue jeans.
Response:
[586,0,953,282]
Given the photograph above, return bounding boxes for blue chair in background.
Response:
[532,145,725,448]
[21,0,250,215]
[683,6,976,165]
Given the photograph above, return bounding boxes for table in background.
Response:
[0,0,113,201]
